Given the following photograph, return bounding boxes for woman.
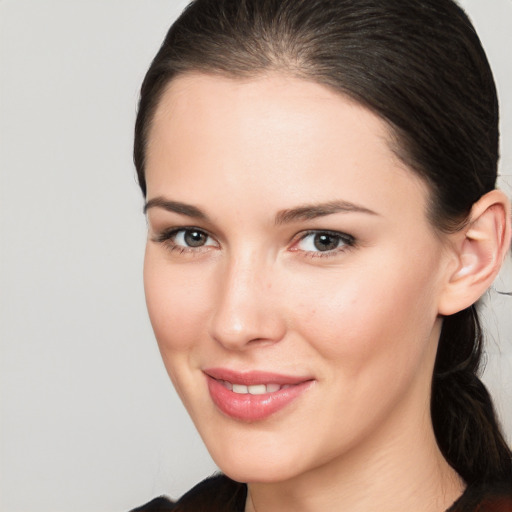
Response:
[132,0,512,510]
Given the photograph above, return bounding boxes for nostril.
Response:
[209,309,286,350]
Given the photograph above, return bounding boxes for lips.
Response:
[204,368,314,422]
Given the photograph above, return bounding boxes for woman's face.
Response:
[143,73,455,483]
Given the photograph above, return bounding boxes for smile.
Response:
[204,368,314,422]
[219,381,290,394]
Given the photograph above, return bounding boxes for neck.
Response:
[245,388,464,512]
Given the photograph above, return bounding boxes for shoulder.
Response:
[130,496,176,512]
[130,473,246,512]
[448,481,512,512]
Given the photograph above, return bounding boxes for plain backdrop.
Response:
[0,1,511,511]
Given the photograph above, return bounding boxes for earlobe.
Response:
[438,189,511,316]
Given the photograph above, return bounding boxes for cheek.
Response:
[279,255,442,452]
[143,246,211,354]
[143,247,216,409]
[287,251,441,373]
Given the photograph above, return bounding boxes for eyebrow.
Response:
[144,197,209,220]
[275,200,378,225]
[144,197,377,223]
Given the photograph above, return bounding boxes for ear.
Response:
[438,189,511,316]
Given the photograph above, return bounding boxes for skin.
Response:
[143,73,468,511]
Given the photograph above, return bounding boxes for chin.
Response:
[218,456,302,484]
[200,423,319,484]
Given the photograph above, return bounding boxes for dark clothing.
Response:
[447,481,512,512]
[131,474,246,512]
[131,473,512,511]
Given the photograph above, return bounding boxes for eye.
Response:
[174,229,212,248]
[292,230,355,255]
[154,227,218,252]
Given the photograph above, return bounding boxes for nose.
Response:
[208,251,287,350]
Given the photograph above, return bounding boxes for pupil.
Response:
[184,230,206,247]
[314,233,339,251]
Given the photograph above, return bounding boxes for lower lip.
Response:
[206,376,313,422]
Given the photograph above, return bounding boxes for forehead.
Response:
[145,72,430,222]
[149,72,394,156]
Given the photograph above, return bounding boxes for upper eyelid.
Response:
[292,229,355,243]
[154,226,214,240]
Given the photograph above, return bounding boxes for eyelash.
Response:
[290,230,356,258]
[153,227,356,258]
[153,227,218,255]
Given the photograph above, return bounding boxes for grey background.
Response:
[0,1,511,511]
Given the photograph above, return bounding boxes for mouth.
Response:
[203,368,314,422]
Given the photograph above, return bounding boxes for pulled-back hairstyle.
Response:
[134,0,512,485]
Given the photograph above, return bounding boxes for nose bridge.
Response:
[209,246,284,349]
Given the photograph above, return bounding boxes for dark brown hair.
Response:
[134,0,511,485]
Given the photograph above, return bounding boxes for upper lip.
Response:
[203,367,313,386]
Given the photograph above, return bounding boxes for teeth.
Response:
[232,384,248,394]
[225,382,285,394]
[248,384,267,395]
